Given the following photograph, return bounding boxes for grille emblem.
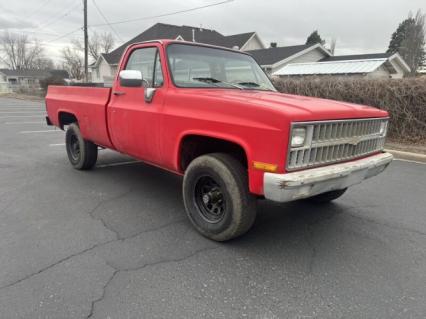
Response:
[347,137,362,146]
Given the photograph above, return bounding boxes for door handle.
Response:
[113,91,125,96]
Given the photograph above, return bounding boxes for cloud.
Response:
[0,15,37,30]
[0,0,425,62]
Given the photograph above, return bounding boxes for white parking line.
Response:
[5,121,45,124]
[20,130,61,134]
[49,143,65,146]
[0,115,41,119]
[0,111,45,114]
[0,109,43,111]
[0,106,42,109]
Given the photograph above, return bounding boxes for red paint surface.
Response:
[45,40,389,195]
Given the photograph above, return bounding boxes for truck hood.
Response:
[198,89,388,121]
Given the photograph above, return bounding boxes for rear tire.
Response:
[65,123,98,170]
[183,153,256,241]
[307,188,347,203]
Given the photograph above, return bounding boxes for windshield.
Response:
[167,43,276,91]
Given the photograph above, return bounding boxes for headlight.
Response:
[291,127,307,147]
[379,121,388,136]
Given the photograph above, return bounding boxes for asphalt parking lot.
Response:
[0,96,425,319]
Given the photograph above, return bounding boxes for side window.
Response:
[125,47,163,88]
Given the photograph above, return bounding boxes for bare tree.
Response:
[61,45,84,80]
[33,57,55,70]
[0,31,44,69]
[73,31,115,61]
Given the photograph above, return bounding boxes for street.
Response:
[0,96,425,318]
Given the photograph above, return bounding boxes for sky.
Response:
[0,0,425,66]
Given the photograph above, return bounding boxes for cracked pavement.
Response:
[0,97,425,318]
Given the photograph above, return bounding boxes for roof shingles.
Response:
[102,23,256,65]
[246,44,314,66]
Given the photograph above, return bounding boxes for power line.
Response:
[24,0,52,19]
[89,0,234,27]
[3,29,60,37]
[46,27,82,43]
[35,1,82,31]
[42,0,236,55]
[91,0,123,42]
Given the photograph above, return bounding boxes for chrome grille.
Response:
[287,118,388,170]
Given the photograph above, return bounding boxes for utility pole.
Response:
[83,0,89,82]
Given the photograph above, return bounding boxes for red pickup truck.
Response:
[45,40,393,241]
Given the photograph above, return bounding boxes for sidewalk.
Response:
[386,141,426,163]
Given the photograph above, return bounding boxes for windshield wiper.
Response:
[237,81,260,87]
[236,82,275,91]
[192,77,244,89]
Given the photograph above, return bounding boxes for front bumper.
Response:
[264,152,393,202]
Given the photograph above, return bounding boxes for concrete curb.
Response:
[385,149,426,163]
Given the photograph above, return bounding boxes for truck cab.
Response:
[45,40,393,241]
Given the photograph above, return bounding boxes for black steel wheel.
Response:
[183,153,256,241]
[65,123,98,170]
[68,131,81,162]
[194,175,227,223]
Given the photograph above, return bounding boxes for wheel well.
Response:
[179,135,248,171]
[58,112,77,129]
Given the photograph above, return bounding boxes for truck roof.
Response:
[124,39,253,57]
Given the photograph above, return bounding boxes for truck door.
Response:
[107,44,166,164]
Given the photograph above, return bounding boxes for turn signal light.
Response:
[253,161,278,172]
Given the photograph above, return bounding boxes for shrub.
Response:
[273,77,426,143]
[39,75,66,92]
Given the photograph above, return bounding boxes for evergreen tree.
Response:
[387,10,425,75]
[387,18,414,54]
[306,30,325,46]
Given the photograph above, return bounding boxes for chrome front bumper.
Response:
[264,152,393,202]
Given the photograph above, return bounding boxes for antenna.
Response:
[83,0,88,82]
[330,38,337,55]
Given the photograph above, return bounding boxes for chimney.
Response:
[270,42,277,48]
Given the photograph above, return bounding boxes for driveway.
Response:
[0,96,425,318]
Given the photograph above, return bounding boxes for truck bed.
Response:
[45,86,114,149]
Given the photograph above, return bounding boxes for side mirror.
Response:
[119,70,143,87]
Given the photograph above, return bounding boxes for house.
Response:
[90,23,265,83]
[89,22,411,82]
[246,43,331,74]
[273,52,411,79]
[0,69,69,93]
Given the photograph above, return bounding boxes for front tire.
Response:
[65,123,98,170]
[183,153,256,241]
